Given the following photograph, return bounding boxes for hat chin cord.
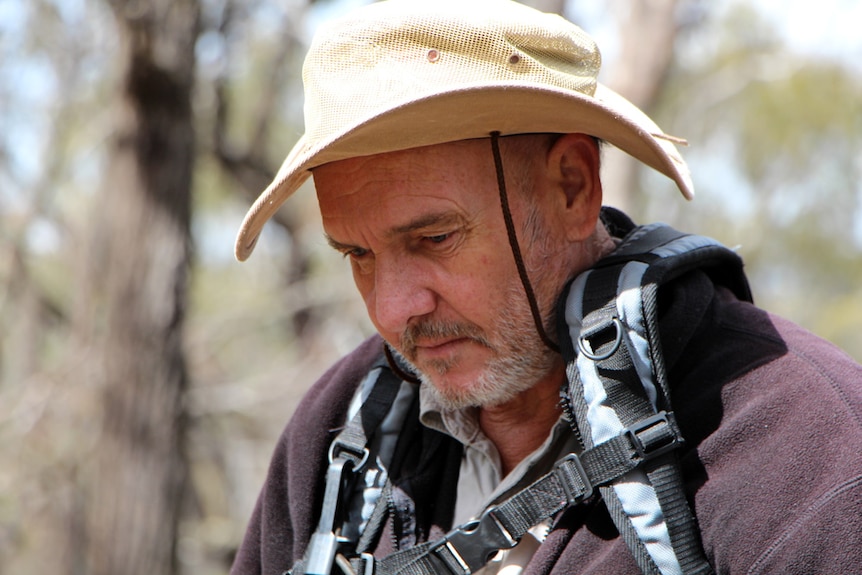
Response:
[489,132,561,355]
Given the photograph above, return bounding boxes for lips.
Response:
[399,318,493,368]
[414,337,471,360]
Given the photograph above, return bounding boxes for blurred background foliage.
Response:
[0,0,859,573]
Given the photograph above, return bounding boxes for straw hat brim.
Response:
[235,81,693,261]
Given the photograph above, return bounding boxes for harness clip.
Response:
[432,509,516,574]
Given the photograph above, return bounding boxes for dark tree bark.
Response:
[82,1,200,574]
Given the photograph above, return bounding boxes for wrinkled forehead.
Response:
[311,134,553,188]
[311,139,517,235]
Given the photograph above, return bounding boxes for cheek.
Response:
[352,270,376,312]
[443,259,511,317]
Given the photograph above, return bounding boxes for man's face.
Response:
[314,138,571,409]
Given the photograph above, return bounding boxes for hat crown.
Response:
[302,0,601,150]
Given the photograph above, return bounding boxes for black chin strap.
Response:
[384,343,421,384]
[489,132,560,354]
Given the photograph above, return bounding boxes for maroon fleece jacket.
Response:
[231,271,862,575]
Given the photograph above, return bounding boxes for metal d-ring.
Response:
[577,317,624,361]
[328,440,370,471]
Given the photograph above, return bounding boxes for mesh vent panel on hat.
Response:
[303,2,602,148]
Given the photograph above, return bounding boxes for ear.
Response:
[546,133,603,242]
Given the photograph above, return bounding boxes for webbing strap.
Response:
[331,368,404,467]
[646,464,713,575]
[374,414,682,575]
[301,369,404,575]
[362,227,722,575]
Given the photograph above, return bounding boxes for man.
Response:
[231,1,862,574]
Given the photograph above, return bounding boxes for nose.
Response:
[369,254,437,336]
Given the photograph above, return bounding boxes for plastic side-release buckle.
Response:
[625,411,683,461]
[431,509,517,575]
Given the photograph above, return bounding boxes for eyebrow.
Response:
[390,211,465,236]
[325,234,357,253]
[324,211,466,253]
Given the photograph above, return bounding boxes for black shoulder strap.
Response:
[558,223,745,575]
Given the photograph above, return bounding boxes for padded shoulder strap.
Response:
[558,223,739,575]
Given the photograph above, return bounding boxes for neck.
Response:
[478,363,565,476]
[476,222,617,476]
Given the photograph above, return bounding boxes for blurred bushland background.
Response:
[1,0,860,573]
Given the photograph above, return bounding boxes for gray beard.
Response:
[390,288,559,410]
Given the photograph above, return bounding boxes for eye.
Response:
[345,247,370,259]
[344,246,374,275]
[424,233,451,244]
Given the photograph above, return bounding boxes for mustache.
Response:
[400,319,492,361]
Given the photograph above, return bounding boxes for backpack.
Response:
[295,220,752,575]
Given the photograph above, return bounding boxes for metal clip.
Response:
[304,456,354,575]
[305,532,341,575]
[328,440,370,471]
[578,317,623,361]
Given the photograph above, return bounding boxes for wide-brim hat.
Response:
[235,0,693,261]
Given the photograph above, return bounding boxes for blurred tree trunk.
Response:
[601,0,680,211]
[81,0,200,574]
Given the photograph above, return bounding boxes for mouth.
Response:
[399,319,492,369]
[414,337,472,360]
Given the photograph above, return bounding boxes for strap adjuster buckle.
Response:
[625,411,682,461]
[554,454,594,503]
